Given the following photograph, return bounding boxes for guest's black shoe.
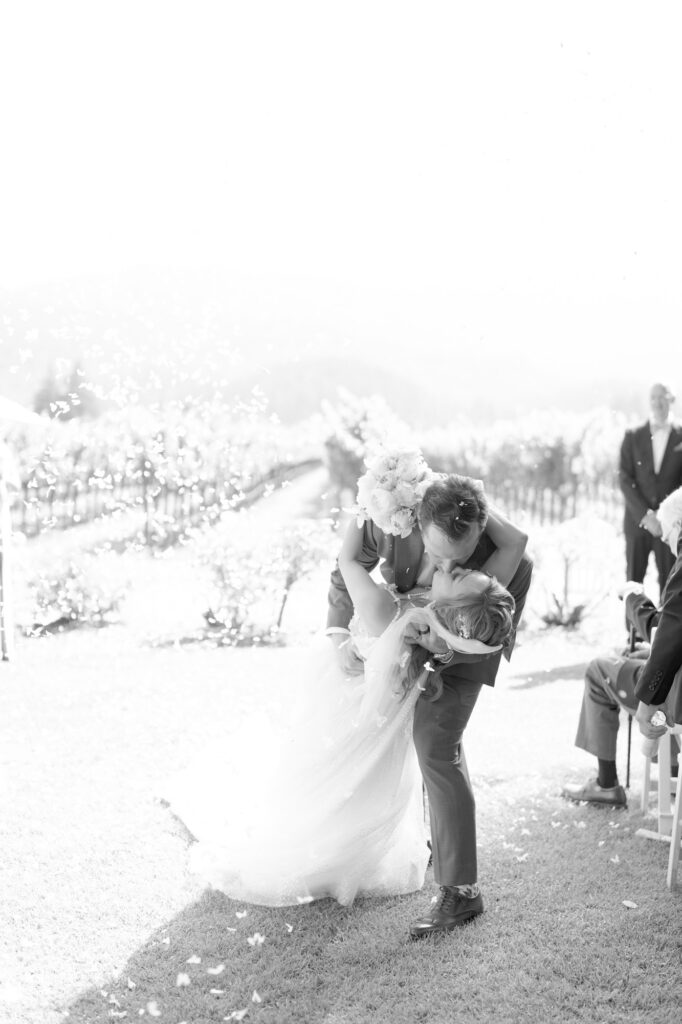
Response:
[561,777,627,807]
[409,887,483,939]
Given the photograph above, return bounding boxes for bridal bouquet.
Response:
[352,448,437,537]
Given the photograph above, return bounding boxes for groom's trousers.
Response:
[413,677,483,887]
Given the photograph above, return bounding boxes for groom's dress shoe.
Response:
[561,777,627,807]
[409,887,483,939]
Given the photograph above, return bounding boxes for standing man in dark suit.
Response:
[619,381,682,595]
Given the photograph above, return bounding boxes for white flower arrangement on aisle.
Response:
[352,448,437,537]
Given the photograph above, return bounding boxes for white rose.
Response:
[391,508,415,537]
[371,489,396,519]
[414,477,434,499]
[393,481,416,506]
[395,451,424,481]
[381,469,399,490]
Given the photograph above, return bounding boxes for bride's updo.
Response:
[398,575,515,702]
[437,579,516,647]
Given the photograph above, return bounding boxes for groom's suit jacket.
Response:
[327,519,533,688]
[619,421,682,533]
[623,534,682,724]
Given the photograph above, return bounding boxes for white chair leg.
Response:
[667,747,682,890]
[657,735,673,836]
[641,755,652,812]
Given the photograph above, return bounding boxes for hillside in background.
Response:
[0,268,649,426]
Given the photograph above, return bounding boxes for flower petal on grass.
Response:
[147,1002,162,1017]
[207,964,225,975]
[285,923,294,933]
[176,973,191,987]
[622,900,638,909]
[235,910,248,919]
[252,991,262,1003]
[210,988,225,995]
[610,855,620,864]
[247,932,265,946]
[186,955,201,964]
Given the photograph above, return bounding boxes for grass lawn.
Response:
[1,473,680,1024]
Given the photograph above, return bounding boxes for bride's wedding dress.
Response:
[165,588,430,907]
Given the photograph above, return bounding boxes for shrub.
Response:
[529,515,621,629]
[203,543,277,646]
[200,516,336,645]
[28,553,130,634]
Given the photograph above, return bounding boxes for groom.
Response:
[327,474,533,937]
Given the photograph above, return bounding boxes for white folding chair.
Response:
[637,724,682,890]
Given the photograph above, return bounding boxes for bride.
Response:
[165,478,518,908]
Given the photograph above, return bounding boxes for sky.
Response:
[1,1,680,405]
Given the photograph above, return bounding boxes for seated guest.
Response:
[562,486,682,807]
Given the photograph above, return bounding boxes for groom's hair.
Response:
[419,475,488,540]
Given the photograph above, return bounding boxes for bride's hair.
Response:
[396,576,515,702]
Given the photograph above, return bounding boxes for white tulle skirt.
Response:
[165,619,430,907]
